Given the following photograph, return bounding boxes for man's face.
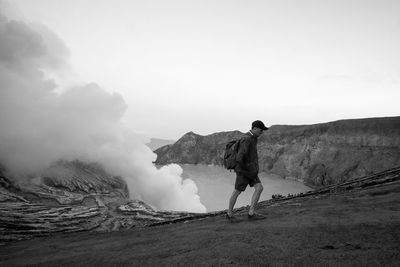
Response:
[252,127,264,137]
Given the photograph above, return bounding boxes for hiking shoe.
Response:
[226,214,240,223]
[247,213,266,220]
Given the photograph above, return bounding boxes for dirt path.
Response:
[1,182,399,266]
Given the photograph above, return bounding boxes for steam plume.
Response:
[0,10,206,212]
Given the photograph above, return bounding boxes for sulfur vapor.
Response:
[0,9,206,213]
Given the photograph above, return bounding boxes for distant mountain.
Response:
[146,138,176,151]
[154,116,400,187]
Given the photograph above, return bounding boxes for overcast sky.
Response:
[8,0,400,139]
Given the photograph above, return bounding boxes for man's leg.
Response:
[228,189,241,217]
[249,183,263,215]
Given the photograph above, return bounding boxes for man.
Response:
[227,120,269,221]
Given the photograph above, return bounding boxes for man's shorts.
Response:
[235,173,261,192]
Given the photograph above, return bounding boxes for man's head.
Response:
[251,120,268,137]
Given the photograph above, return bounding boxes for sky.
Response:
[5,0,400,139]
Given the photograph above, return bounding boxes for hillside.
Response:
[1,167,399,266]
[155,116,400,186]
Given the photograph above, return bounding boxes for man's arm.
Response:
[236,137,250,169]
[235,137,258,178]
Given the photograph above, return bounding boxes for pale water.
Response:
[180,164,312,212]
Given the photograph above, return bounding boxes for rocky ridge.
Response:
[155,117,400,186]
[146,138,176,151]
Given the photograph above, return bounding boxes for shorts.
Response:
[235,172,261,192]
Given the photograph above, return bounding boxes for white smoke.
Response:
[0,9,206,213]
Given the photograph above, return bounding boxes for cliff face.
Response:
[155,131,244,165]
[155,117,400,186]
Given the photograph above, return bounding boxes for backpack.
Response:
[223,139,241,170]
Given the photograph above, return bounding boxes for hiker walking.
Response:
[227,120,269,221]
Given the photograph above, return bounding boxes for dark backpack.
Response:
[223,139,241,170]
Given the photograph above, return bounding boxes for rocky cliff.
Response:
[155,131,244,165]
[0,160,198,242]
[155,117,400,186]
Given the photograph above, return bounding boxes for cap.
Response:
[252,120,269,130]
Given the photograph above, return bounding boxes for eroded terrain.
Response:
[0,161,199,242]
[1,166,399,266]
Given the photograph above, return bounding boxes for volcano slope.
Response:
[1,167,399,266]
